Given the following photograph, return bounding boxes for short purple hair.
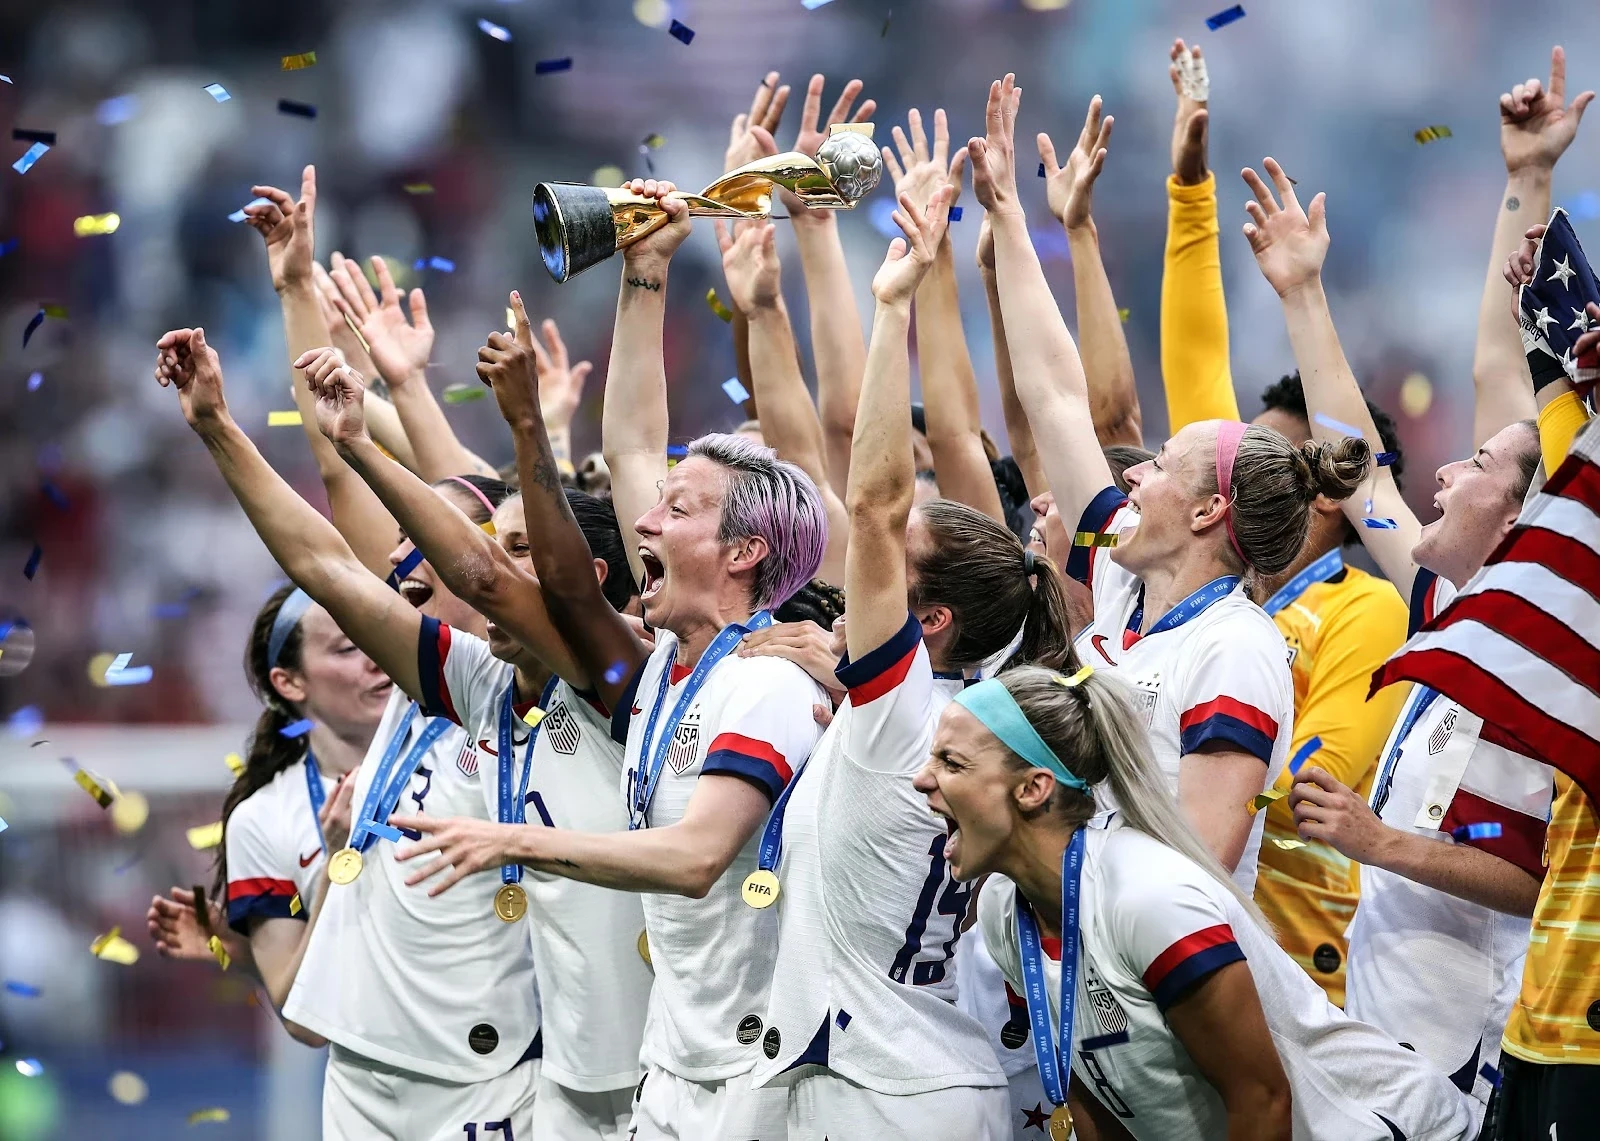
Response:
[686,433,828,609]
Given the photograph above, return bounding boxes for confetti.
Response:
[91,926,140,966]
[280,718,315,738]
[69,763,115,808]
[1399,372,1433,418]
[1248,788,1288,814]
[881,8,893,36]
[803,0,835,7]
[1037,162,1046,178]
[104,652,153,686]
[110,790,149,834]
[402,183,434,195]
[722,376,751,404]
[208,935,231,970]
[23,545,41,580]
[267,410,303,427]
[96,95,139,125]
[604,661,628,685]
[113,852,143,875]
[522,707,546,728]
[1312,412,1365,439]
[281,51,317,71]
[186,821,224,850]
[1289,735,1322,775]
[669,18,695,43]
[1072,531,1118,548]
[387,548,425,591]
[12,129,56,146]
[289,893,302,917]
[15,1059,43,1078]
[477,18,512,41]
[1361,518,1399,530]
[228,196,272,223]
[1414,125,1452,145]
[43,303,67,319]
[0,75,10,83]
[706,289,734,323]
[12,142,48,174]
[413,255,455,273]
[443,384,486,404]
[4,981,40,998]
[6,706,43,737]
[506,306,516,328]
[203,83,231,103]
[1205,4,1246,30]
[41,478,69,509]
[1117,307,1130,323]
[1452,822,1503,842]
[592,164,625,188]
[188,1108,231,1125]
[948,206,964,222]
[0,239,18,257]
[277,99,316,119]
[1270,837,1306,850]
[1374,451,1398,467]
[535,57,573,74]
[0,817,6,834]
[224,752,245,777]
[73,212,121,237]
[108,1071,149,1106]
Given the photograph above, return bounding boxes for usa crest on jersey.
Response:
[1086,960,1129,1037]
[455,741,481,778]
[542,701,581,756]
[1133,676,1161,729]
[666,708,701,775]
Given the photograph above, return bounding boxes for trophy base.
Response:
[533,183,621,283]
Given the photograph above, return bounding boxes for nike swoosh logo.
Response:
[631,706,642,716]
[1090,634,1115,665]
[299,847,323,868]
[477,739,499,757]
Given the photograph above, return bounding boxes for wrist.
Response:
[788,207,834,233]
[1065,218,1099,241]
[1277,276,1327,307]
[276,277,315,301]
[744,301,786,324]
[1504,160,1555,185]
[193,410,238,440]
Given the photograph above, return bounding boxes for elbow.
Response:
[672,849,728,900]
[1250,1082,1293,1140]
[284,1020,329,1049]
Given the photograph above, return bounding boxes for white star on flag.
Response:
[1534,306,1556,333]
[1549,254,1577,288]
[1571,307,1592,333]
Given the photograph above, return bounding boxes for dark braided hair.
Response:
[774,579,847,630]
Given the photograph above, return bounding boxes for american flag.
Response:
[1369,414,1600,805]
[1518,207,1600,395]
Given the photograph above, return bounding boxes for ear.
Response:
[727,534,770,576]
[592,556,609,589]
[1191,492,1230,535]
[1309,491,1343,518]
[268,664,308,705]
[1012,768,1058,814]
[915,603,955,640]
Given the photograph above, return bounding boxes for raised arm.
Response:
[1241,159,1421,599]
[1473,46,1592,446]
[242,168,398,577]
[969,75,1113,529]
[1039,95,1142,446]
[529,316,593,481]
[154,327,426,700]
[716,219,849,584]
[977,217,1045,497]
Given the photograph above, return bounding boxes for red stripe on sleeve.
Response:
[847,645,919,706]
[707,732,793,786]
[1442,787,1549,881]
[1179,696,1278,738]
[435,623,462,726]
[227,877,298,901]
[1142,923,1237,991]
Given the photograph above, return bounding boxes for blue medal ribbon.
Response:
[1125,575,1241,642]
[498,676,561,885]
[755,754,806,872]
[1370,684,1441,816]
[1016,827,1086,1113]
[1261,548,1343,617]
[303,751,328,852]
[629,611,773,830]
[348,702,451,850]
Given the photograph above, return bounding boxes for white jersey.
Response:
[1346,570,1551,1109]
[428,620,651,1094]
[224,753,333,936]
[753,614,1004,1094]
[283,660,539,1083]
[1069,487,1293,892]
[980,821,1475,1141]
[613,628,827,1082]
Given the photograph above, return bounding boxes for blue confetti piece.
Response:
[27,371,41,391]
[277,99,316,119]
[722,376,751,404]
[113,852,143,874]
[1452,822,1503,842]
[6,705,42,738]
[152,601,190,619]
[1288,735,1322,776]
[1312,412,1365,439]
[23,545,41,580]
[535,57,573,74]
[96,95,138,125]
[948,206,963,222]
[0,76,10,84]
[1363,496,1373,515]
[203,83,230,102]
[1362,517,1398,530]
[478,18,512,41]
[104,652,153,686]
[228,196,272,224]
[41,481,69,511]
[802,0,835,7]
[1205,4,1246,30]
[368,822,403,843]
[4,981,40,998]
[22,308,45,346]
[15,1059,42,1077]
[12,142,49,174]
[279,718,315,739]
[0,238,17,257]
[669,18,695,44]
[1037,162,1046,178]
[413,256,455,273]
[387,547,426,591]
[665,444,688,458]
[1479,1062,1501,1089]
[604,662,628,685]
[836,1008,852,1028]
[0,816,6,834]
[1374,451,1397,467]
[12,129,55,146]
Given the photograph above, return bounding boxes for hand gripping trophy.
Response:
[532,123,884,282]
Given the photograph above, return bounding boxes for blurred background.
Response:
[2,0,1599,1136]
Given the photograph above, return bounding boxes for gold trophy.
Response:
[533,122,884,282]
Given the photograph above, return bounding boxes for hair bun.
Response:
[1300,436,1370,503]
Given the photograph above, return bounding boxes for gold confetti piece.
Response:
[267,410,302,427]
[207,935,231,971]
[1117,307,1130,323]
[1248,788,1289,815]
[224,752,245,777]
[1072,531,1118,548]
[1399,372,1433,418]
[403,183,434,195]
[73,212,121,237]
[505,306,516,328]
[706,288,734,323]
[87,650,118,686]
[443,383,487,404]
[110,790,149,834]
[592,164,625,188]
[289,893,303,917]
[1271,837,1306,850]
[640,133,665,150]
[340,310,371,356]
[1414,125,1452,145]
[280,51,317,71]
[42,304,67,319]
[72,767,114,808]
[522,707,546,728]
[188,1107,230,1125]
[480,520,497,536]
[187,821,224,850]
[108,1071,148,1106]
[90,927,140,965]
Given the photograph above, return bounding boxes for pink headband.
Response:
[1214,421,1250,567]
[446,476,496,520]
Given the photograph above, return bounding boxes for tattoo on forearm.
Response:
[625,277,662,292]
[1507,196,1520,211]
[529,444,564,495]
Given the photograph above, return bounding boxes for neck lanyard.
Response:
[498,676,561,885]
[1016,827,1086,1113]
[755,750,808,873]
[1370,684,1441,816]
[630,611,773,830]
[1262,548,1343,617]
[348,702,451,850]
[1126,575,1240,646]
[304,751,327,851]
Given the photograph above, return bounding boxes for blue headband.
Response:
[953,677,1090,791]
[267,588,315,670]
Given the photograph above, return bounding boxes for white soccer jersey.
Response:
[612,628,827,1082]
[1345,569,1551,1111]
[1068,487,1293,892]
[427,620,651,1094]
[224,753,333,936]
[980,821,1475,1141]
[283,646,539,1084]
[752,614,1005,1095]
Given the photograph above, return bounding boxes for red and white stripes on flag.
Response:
[1370,414,1600,806]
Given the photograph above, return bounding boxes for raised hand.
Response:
[716,220,783,314]
[620,178,693,273]
[1503,222,1549,287]
[872,187,955,306]
[1241,158,1329,298]
[293,346,369,446]
[1169,39,1211,185]
[155,327,229,429]
[1501,45,1594,175]
[782,75,877,220]
[976,213,996,272]
[883,108,969,218]
[477,292,543,430]
[724,71,791,174]
[147,886,231,962]
[327,254,434,388]
[968,75,1023,218]
[527,316,593,434]
[319,768,359,854]
[1039,95,1113,231]
[242,166,317,294]
[736,620,846,700]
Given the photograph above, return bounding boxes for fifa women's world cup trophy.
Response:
[532,123,884,282]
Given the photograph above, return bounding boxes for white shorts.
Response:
[534,1073,635,1141]
[782,1065,1011,1141]
[628,1064,787,1141]
[323,1044,538,1141]
[1001,1063,1051,1140]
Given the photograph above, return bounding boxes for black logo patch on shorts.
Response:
[736,1015,764,1045]
[1312,943,1342,974]
[999,1020,1029,1050]
[1587,1000,1600,1033]
[468,1023,499,1055]
[762,1025,781,1059]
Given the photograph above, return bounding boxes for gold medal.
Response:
[637,929,652,967]
[327,847,364,885]
[1048,1104,1072,1141]
[494,883,528,923]
[741,868,780,909]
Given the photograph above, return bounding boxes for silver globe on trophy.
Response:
[532,123,884,282]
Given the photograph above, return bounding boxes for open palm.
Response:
[242,167,317,293]
[329,254,433,387]
[1241,158,1329,297]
